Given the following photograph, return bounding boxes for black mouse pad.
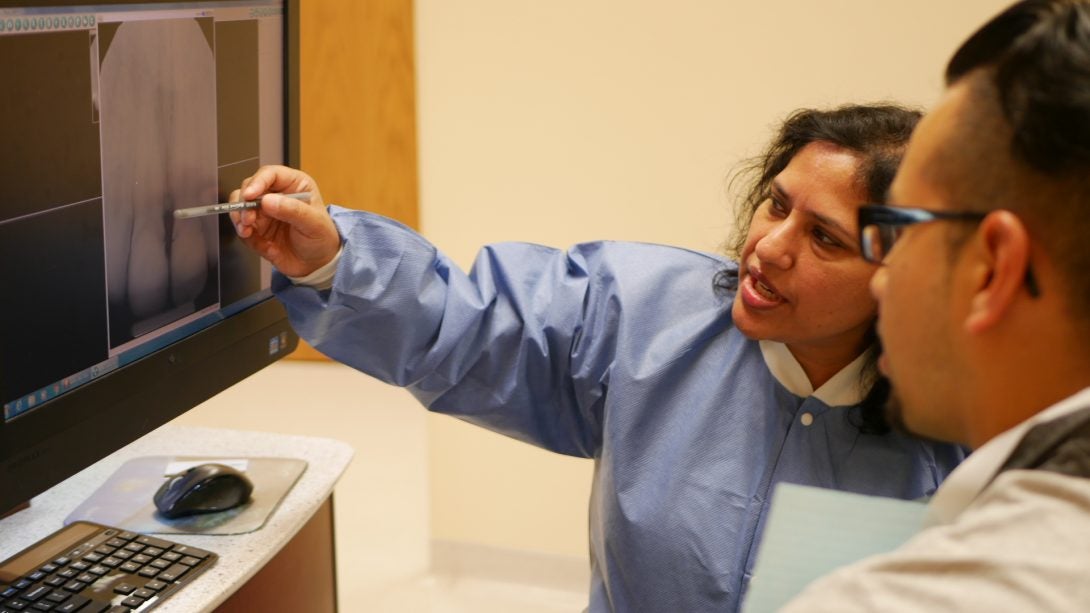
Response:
[65,455,307,535]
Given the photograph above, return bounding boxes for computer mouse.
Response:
[153,462,254,519]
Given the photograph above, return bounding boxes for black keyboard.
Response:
[0,521,216,612]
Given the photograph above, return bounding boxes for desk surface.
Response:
[0,424,353,612]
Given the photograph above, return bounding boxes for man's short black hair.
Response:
[939,0,1090,325]
[947,0,1090,174]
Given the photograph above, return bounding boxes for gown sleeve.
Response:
[273,207,622,457]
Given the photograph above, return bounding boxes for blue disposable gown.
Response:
[273,208,965,612]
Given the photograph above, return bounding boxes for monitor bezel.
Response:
[0,0,301,516]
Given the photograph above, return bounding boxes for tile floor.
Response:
[173,360,586,612]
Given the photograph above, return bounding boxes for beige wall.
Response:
[415,1,1012,558]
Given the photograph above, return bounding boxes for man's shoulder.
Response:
[1000,403,1090,479]
[780,468,1090,612]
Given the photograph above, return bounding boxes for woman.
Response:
[231,104,964,612]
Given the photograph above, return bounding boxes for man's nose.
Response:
[870,265,888,301]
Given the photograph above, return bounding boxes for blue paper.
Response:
[742,482,928,612]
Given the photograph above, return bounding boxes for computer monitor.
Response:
[0,0,301,516]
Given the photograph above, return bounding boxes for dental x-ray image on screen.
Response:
[99,18,221,347]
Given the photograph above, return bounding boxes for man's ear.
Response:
[965,211,1032,334]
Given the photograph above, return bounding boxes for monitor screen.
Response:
[0,0,300,515]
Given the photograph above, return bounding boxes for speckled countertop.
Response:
[0,424,353,611]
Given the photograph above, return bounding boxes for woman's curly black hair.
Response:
[714,104,922,435]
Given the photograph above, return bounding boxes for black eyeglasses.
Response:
[857,205,985,264]
[857,204,1039,297]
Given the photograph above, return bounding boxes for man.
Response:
[779,0,1090,610]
